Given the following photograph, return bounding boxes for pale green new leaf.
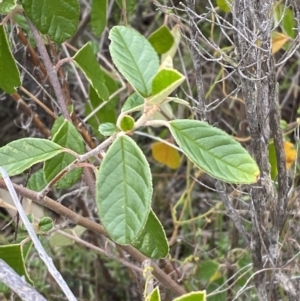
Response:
[74,42,109,101]
[96,135,152,244]
[0,25,21,94]
[98,123,118,136]
[27,169,47,191]
[132,210,169,259]
[0,138,63,177]
[146,287,161,301]
[20,0,79,43]
[91,0,107,36]
[44,118,85,189]
[169,120,260,184]
[0,0,16,14]
[121,92,144,114]
[165,97,190,107]
[217,0,232,12]
[148,69,185,105]
[109,26,159,97]
[50,225,86,248]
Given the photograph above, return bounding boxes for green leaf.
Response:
[268,141,277,180]
[85,75,118,139]
[0,244,33,285]
[27,213,34,223]
[217,0,232,12]
[0,25,21,94]
[38,217,54,232]
[0,138,63,177]
[165,97,190,107]
[109,26,159,97]
[120,115,135,132]
[132,210,169,259]
[20,0,79,43]
[282,7,296,39]
[74,42,109,101]
[96,135,153,244]
[146,287,161,301]
[50,225,86,248]
[148,26,174,54]
[173,291,206,301]
[0,0,16,14]
[27,169,47,191]
[98,123,118,136]
[90,0,107,37]
[198,260,220,282]
[148,69,185,105]
[207,277,226,301]
[169,120,260,184]
[121,92,144,113]
[44,118,85,189]
[161,26,181,61]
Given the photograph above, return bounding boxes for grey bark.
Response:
[0,259,47,301]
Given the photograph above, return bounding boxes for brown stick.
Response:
[0,180,186,297]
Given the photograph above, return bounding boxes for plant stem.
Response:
[28,19,71,121]
[0,180,186,297]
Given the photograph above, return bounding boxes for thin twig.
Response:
[0,179,186,297]
[28,19,71,121]
[0,168,77,301]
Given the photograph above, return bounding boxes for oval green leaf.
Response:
[120,115,135,132]
[0,25,21,94]
[282,6,296,39]
[44,118,85,189]
[96,135,153,244]
[148,69,185,105]
[0,0,16,14]
[98,122,118,136]
[0,138,63,177]
[132,210,169,259]
[20,0,80,43]
[109,26,159,97]
[38,217,54,232]
[148,25,174,54]
[90,0,107,37]
[74,43,109,101]
[121,92,144,113]
[27,169,47,192]
[169,120,260,184]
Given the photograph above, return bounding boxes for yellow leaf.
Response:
[209,270,222,283]
[284,141,297,169]
[151,141,181,169]
[272,32,289,54]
